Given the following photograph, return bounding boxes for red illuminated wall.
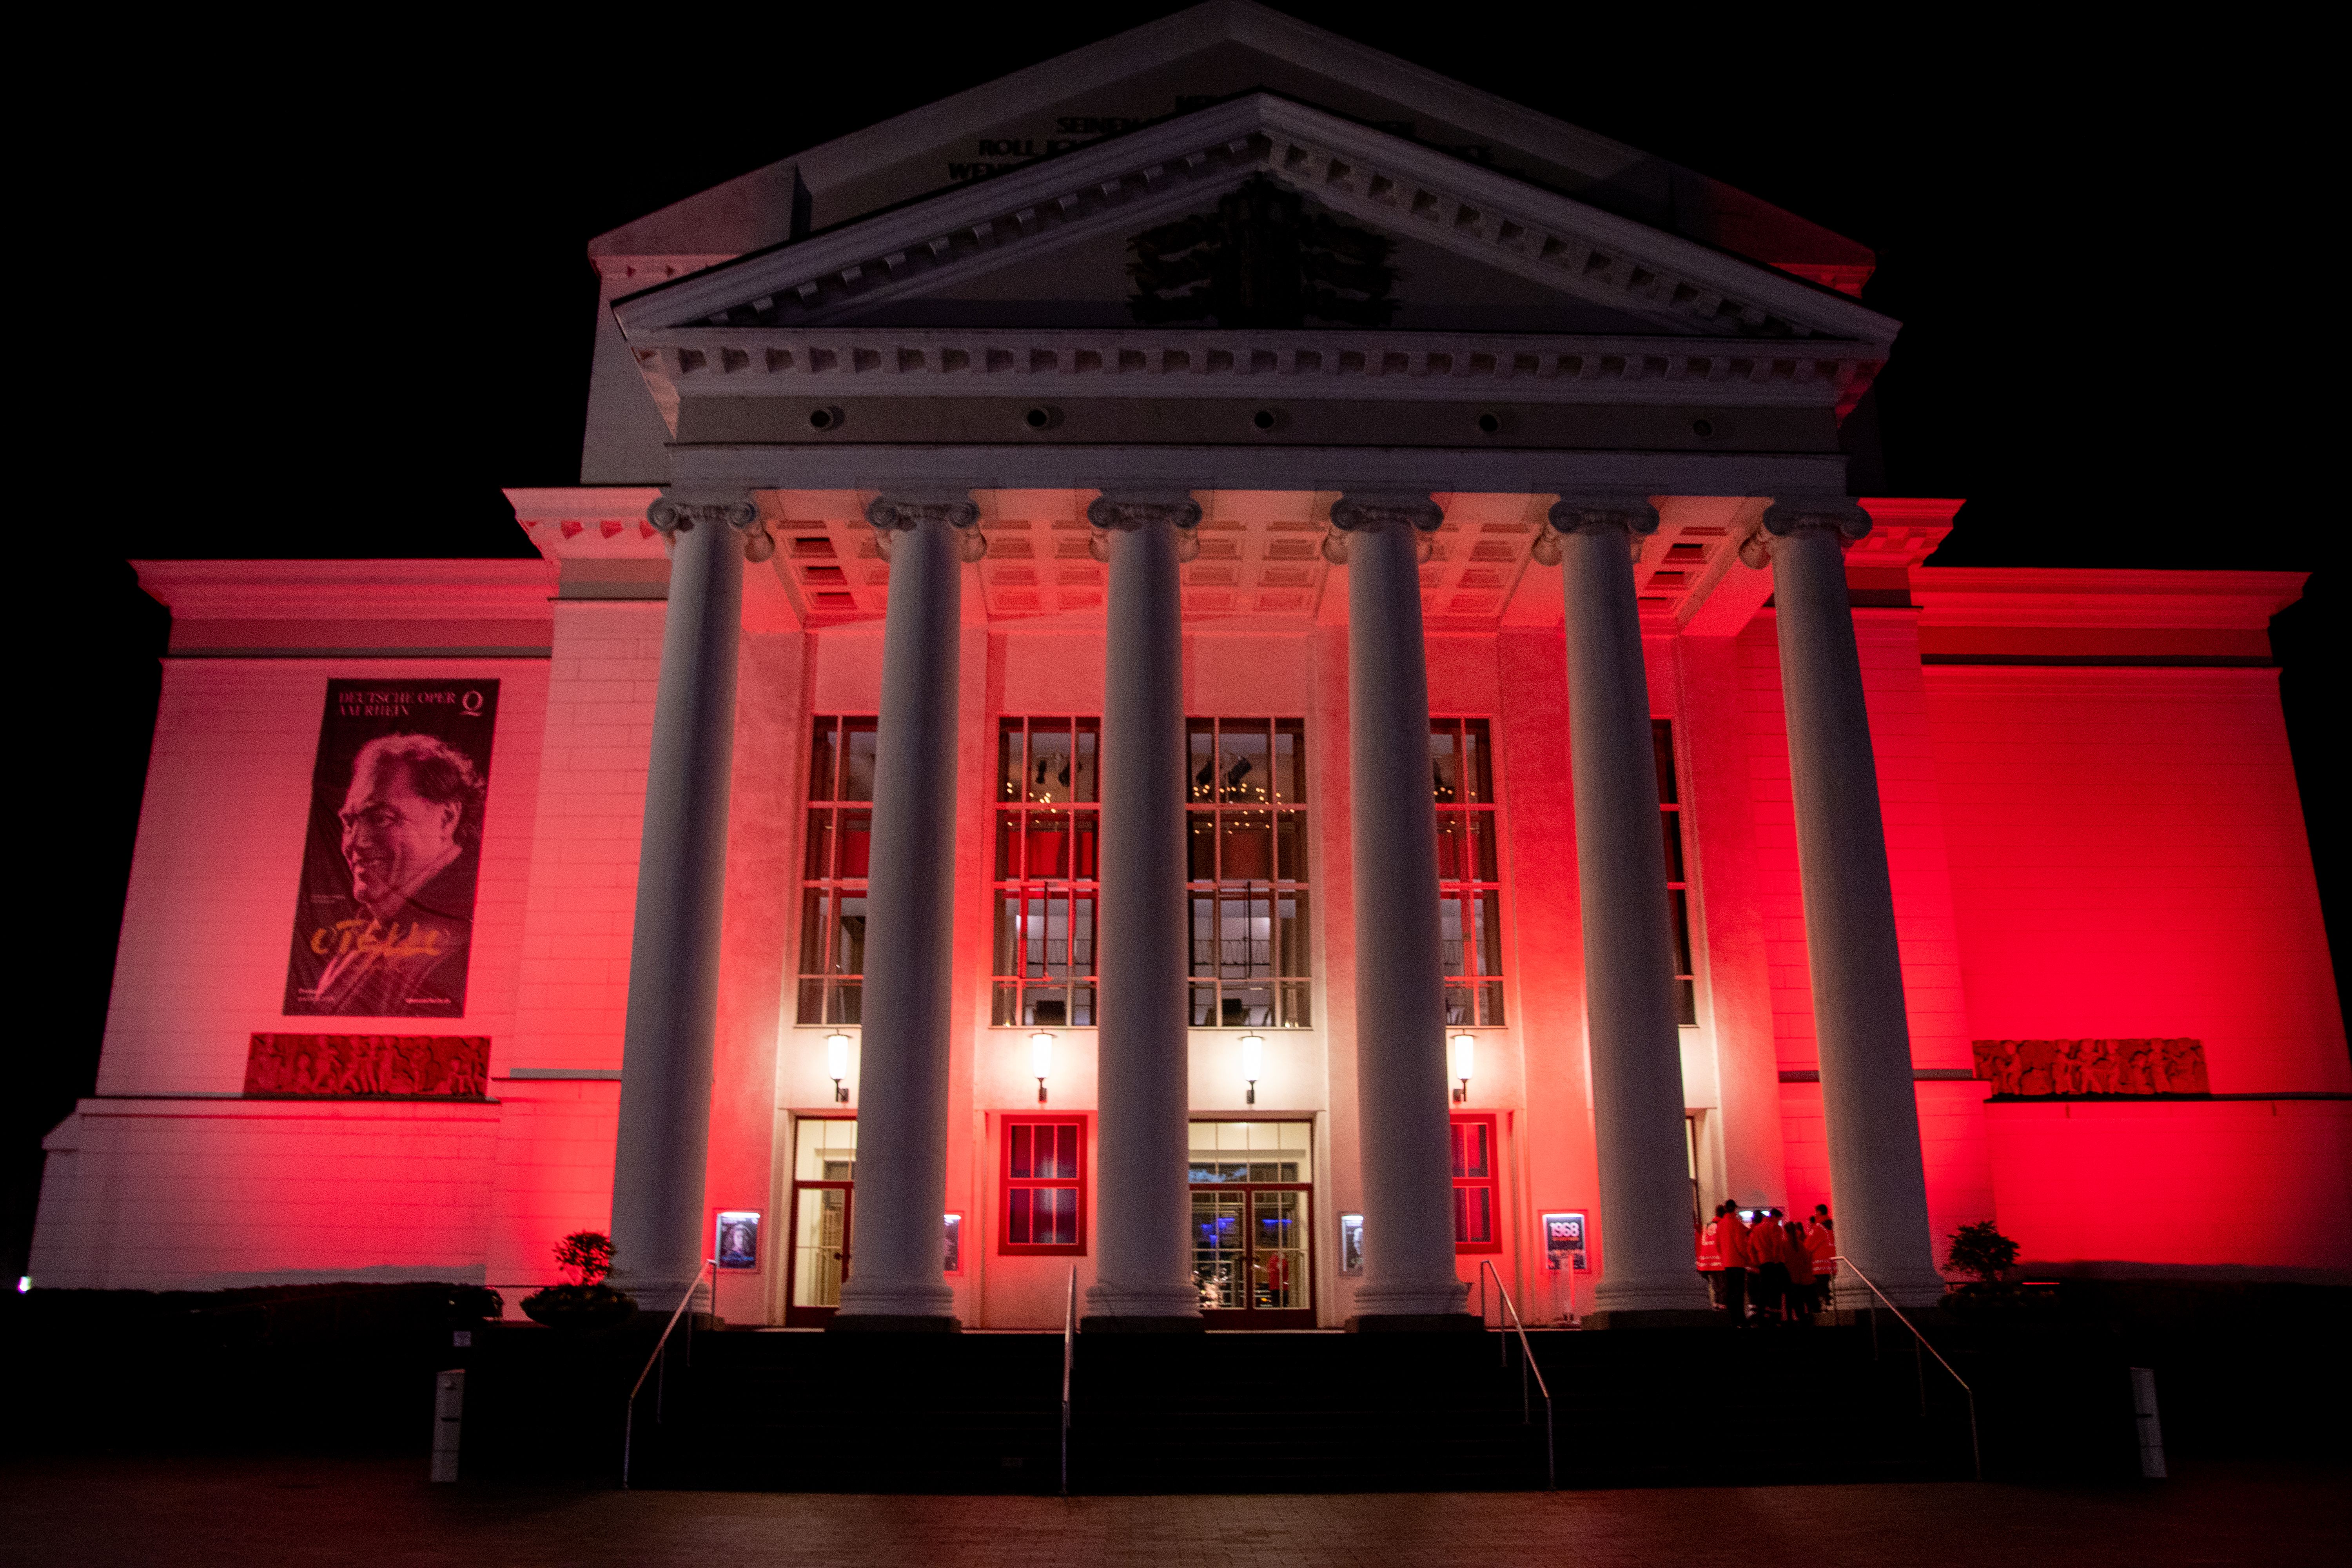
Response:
[1926,665,2347,1094]
[1924,660,2349,1275]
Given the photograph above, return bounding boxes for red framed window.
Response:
[1654,720,1698,1028]
[992,718,1099,1028]
[797,716,876,1025]
[1433,718,1504,1026]
[1186,717,1311,1029]
[1450,1112,1501,1253]
[1000,1117,1086,1255]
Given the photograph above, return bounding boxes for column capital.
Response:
[648,492,773,561]
[866,490,988,561]
[1323,491,1441,564]
[1743,499,1873,567]
[1533,493,1657,566]
[1087,490,1203,563]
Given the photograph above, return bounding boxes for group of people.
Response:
[1698,1202,1836,1324]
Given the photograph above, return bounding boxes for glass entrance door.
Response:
[786,1117,855,1326]
[1189,1120,1313,1327]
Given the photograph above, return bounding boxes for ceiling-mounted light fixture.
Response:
[1031,1030,1055,1104]
[826,1031,853,1103]
[1452,1032,1475,1104]
[1240,1033,1265,1106]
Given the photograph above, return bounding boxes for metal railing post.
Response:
[1833,1254,1981,1483]
[620,1259,716,1490]
[1480,1259,1556,1492]
[1060,1267,1075,1497]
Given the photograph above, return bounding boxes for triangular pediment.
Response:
[591,2,1870,285]
[613,94,1896,351]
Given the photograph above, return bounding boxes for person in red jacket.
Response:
[1808,1212,1838,1308]
[1722,1203,1759,1326]
[1747,1207,1789,1322]
[1714,1202,1751,1325]
[1782,1216,1816,1319]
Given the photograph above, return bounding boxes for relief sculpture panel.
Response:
[1971,1038,2210,1098]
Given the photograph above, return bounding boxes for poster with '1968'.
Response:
[283,679,498,1017]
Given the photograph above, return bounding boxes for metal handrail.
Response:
[1478,1260,1555,1492]
[620,1259,715,1489]
[1833,1254,1981,1482]
[1059,1267,1076,1497]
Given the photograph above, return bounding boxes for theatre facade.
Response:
[34,3,2349,1325]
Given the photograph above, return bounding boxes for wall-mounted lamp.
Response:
[1031,1030,1055,1103]
[1240,1033,1265,1105]
[1451,1032,1475,1103]
[826,1031,853,1103]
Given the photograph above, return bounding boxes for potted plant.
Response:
[519,1232,637,1329]
[1944,1220,2022,1301]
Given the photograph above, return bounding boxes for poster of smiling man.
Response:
[283,679,499,1017]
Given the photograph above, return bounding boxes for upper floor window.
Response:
[993,718,1099,1028]
[1655,720,1697,1027]
[797,717,876,1025]
[1434,719,1505,1027]
[1187,718,1310,1029]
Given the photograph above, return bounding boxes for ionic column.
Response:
[609,494,764,1300]
[831,492,986,1330]
[1329,493,1472,1327]
[1748,500,1944,1308]
[1541,496,1712,1320]
[1082,492,1204,1330]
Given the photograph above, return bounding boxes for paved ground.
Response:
[1,1455,2337,1567]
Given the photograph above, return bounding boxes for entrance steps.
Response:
[463,1321,1987,1492]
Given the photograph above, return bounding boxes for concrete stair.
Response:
[464,1320,1993,1492]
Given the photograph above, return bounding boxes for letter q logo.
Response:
[461,690,485,715]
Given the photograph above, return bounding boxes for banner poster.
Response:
[283,679,499,1017]
[244,1033,490,1098]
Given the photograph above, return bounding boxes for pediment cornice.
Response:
[627,327,1880,414]
[611,95,1898,352]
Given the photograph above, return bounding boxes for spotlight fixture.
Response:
[1240,1032,1265,1106]
[826,1031,853,1103]
[1031,1030,1055,1103]
[1452,1032,1475,1103]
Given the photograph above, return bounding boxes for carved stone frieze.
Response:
[1972,1037,2211,1098]
[630,328,1881,410]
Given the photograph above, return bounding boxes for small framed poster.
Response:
[716,1210,760,1270]
[944,1212,964,1275]
[1541,1210,1588,1272]
[1339,1212,1365,1276]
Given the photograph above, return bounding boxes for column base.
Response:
[1080,1314,1207,1334]
[1822,1303,1951,1329]
[1582,1308,1726,1331]
[1831,1276,1950,1314]
[826,1314,962,1333]
[1344,1312,1483,1332]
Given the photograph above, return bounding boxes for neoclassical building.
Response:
[33,4,2348,1326]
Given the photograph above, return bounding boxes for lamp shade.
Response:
[1240,1033,1265,1082]
[826,1031,851,1081]
[1451,1032,1476,1084]
[1031,1031,1055,1080]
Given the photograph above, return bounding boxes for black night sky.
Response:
[18,8,2338,1278]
